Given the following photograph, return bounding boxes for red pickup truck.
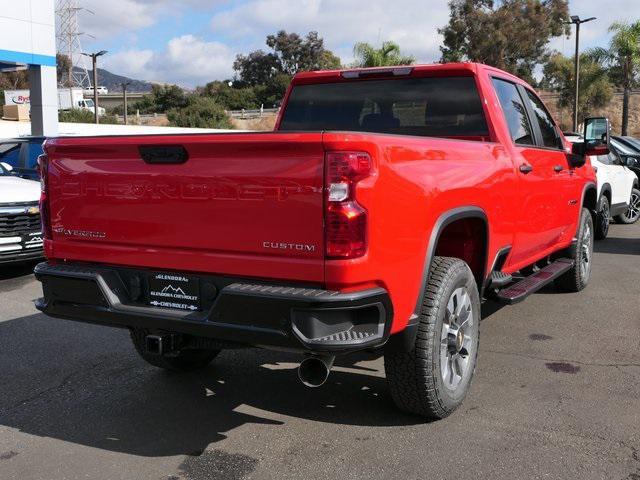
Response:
[35,63,606,419]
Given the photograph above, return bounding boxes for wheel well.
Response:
[433,217,488,287]
[584,186,598,212]
[600,185,611,204]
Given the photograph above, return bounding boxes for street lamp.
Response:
[565,16,596,132]
[121,81,131,125]
[81,50,107,124]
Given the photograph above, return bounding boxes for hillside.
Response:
[75,67,153,93]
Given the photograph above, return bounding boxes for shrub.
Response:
[59,108,120,124]
[167,96,233,129]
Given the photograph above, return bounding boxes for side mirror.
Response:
[624,155,640,168]
[583,117,610,156]
[0,162,14,172]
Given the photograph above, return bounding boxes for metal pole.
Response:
[573,22,580,132]
[122,83,128,125]
[92,55,99,124]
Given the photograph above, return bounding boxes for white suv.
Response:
[0,161,43,263]
[565,134,638,239]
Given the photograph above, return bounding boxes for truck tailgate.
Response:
[44,133,326,283]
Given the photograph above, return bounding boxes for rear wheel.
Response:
[384,257,480,419]
[614,188,640,224]
[594,195,610,240]
[556,208,593,292]
[130,328,220,372]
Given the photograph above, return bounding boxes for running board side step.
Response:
[496,258,574,305]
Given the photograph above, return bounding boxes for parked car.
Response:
[0,136,45,180]
[35,63,600,419]
[608,137,640,224]
[613,135,640,153]
[565,133,638,236]
[0,161,43,264]
[83,86,108,96]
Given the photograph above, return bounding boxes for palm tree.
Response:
[591,21,640,135]
[352,41,415,68]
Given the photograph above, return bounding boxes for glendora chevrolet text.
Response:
[35,63,604,419]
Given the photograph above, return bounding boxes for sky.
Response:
[73,0,640,88]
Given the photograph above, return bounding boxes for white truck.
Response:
[3,88,105,116]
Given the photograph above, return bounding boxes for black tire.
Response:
[130,328,220,372]
[613,188,640,224]
[594,195,610,240]
[556,207,593,292]
[384,257,480,420]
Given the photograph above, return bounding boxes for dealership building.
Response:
[0,1,58,136]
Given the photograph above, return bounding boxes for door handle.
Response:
[553,165,564,173]
[519,164,533,174]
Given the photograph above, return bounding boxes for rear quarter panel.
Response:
[323,132,519,334]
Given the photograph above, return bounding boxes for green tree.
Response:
[439,0,569,83]
[352,41,415,67]
[541,52,613,127]
[233,50,280,87]
[265,30,341,74]
[167,96,233,129]
[232,30,339,107]
[589,21,640,135]
[133,84,188,114]
[234,30,341,86]
[56,53,72,86]
[200,81,258,110]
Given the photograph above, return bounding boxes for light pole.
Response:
[565,16,596,132]
[121,81,131,125]
[81,50,107,124]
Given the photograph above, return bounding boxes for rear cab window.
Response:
[279,76,490,140]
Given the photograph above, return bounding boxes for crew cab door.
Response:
[491,78,568,267]
[519,87,579,244]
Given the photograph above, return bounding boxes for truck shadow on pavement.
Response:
[0,261,38,289]
[594,236,640,256]
[0,314,421,458]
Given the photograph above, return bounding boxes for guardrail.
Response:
[227,108,279,119]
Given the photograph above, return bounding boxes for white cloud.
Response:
[78,0,228,39]
[211,0,450,65]
[102,35,235,87]
[75,0,638,87]
[78,0,158,39]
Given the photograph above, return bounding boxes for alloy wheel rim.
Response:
[440,287,475,390]
[580,222,592,281]
[626,192,639,221]
[601,202,610,234]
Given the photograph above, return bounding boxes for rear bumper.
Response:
[0,249,43,265]
[34,262,393,354]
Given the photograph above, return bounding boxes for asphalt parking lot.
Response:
[0,223,638,480]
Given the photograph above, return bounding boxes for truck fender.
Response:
[581,182,598,213]
[598,183,612,207]
[385,206,488,354]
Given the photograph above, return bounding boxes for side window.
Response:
[25,141,44,170]
[524,89,561,149]
[491,78,534,146]
[0,143,22,168]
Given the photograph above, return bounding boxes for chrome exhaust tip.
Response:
[298,355,335,388]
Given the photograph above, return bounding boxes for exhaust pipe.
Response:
[298,355,335,388]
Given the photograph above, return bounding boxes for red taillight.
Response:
[38,154,52,239]
[325,152,372,259]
